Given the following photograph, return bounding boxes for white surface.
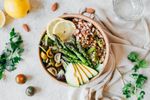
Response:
[0,0,150,100]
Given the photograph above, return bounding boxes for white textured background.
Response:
[0,0,150,100]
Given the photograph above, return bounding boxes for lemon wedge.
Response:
[53,20,76,41]
[0,10,6,28]
[47,18,64,40]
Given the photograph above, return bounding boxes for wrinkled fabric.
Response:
[69,14,150,100]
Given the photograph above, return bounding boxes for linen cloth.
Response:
[1,0,150,100]
[69,11,150,100]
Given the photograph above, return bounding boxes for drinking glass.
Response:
[113,0,144,21]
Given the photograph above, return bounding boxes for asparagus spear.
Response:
[65,43,88,65]
[59,48,78,59]
[62,56,82,64]
[53,35,65,49]
[53,35,78,60]
[76,41,94,67]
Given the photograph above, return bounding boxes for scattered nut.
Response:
[85,8,95,14]
[16,74,27,84]
[51,2,58,12]
[23,24,30,32]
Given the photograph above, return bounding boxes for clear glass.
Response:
[113,0,144,21]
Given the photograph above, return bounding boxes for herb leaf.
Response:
[132,74,147,88]
[123,52,148,100]
[0,28,24,79]
[138,91,145,100]
[128,52,139,62]
[122,83,135,98]
[132,59,148,72]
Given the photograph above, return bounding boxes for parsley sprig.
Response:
[122,52,148,100]
[0,28,24,79]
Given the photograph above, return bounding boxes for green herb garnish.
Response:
[128,52,139,62]
[122,83,135,98]
[122,51,148,100]
[0,28,24,79]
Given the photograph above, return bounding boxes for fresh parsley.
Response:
[122,83,135,98]
[122,52,148,100]
[0,28,24,79]
[128,52,139,62]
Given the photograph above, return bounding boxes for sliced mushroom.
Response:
[46,48,53,58]
[57,69,65,81]
[40,51,48,60]
[47,67,57,77]
[54,53,61,63]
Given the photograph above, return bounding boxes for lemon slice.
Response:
[47,18,64,40]
[0,10,6,28]
[53,20,76,41]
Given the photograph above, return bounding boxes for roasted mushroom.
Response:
[47,67,57,77]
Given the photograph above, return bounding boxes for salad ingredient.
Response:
[65,63,79,87]
[54,35,77,59]
[122,52,148,100]
[78,64,92,78]
[26,86,35,96]
[0,10,6,28]
[54,53,61,63]
[85,8,95,14]
[65,43,88,65]
[47,18,64,40]
[16,74,26,84]
[51,2,59,12]
[79,64,98,76]
[55,63,62,68]
[4,0,30,18]
[95,64,103,72]
[46,48,53,58]
[47,67,57,77]
[73,64,84,85]
[40,52,47,60]
[0,28,24,79]
[53,20,76,41]
[69,63,98,86]
[76,40,93,67]
[57,69,65,81]
[74,64,89,84]
[23,24,30,32]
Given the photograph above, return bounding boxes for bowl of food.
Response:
[39,14,109,87]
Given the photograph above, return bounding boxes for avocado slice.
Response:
[65,63,80,87]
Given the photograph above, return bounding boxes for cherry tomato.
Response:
[15,74,26,84]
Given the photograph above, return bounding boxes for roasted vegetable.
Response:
[62,56,82,64]
[40,51,48,60]
[47,58,55,67]
[46,48,53,58]
[76,40,93,67]
[65,43,88,65]
[55,63,62,68]
[54,53,61,63]
[57,69,65,81]
[47,67,57,77]
[87,46,96,54]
